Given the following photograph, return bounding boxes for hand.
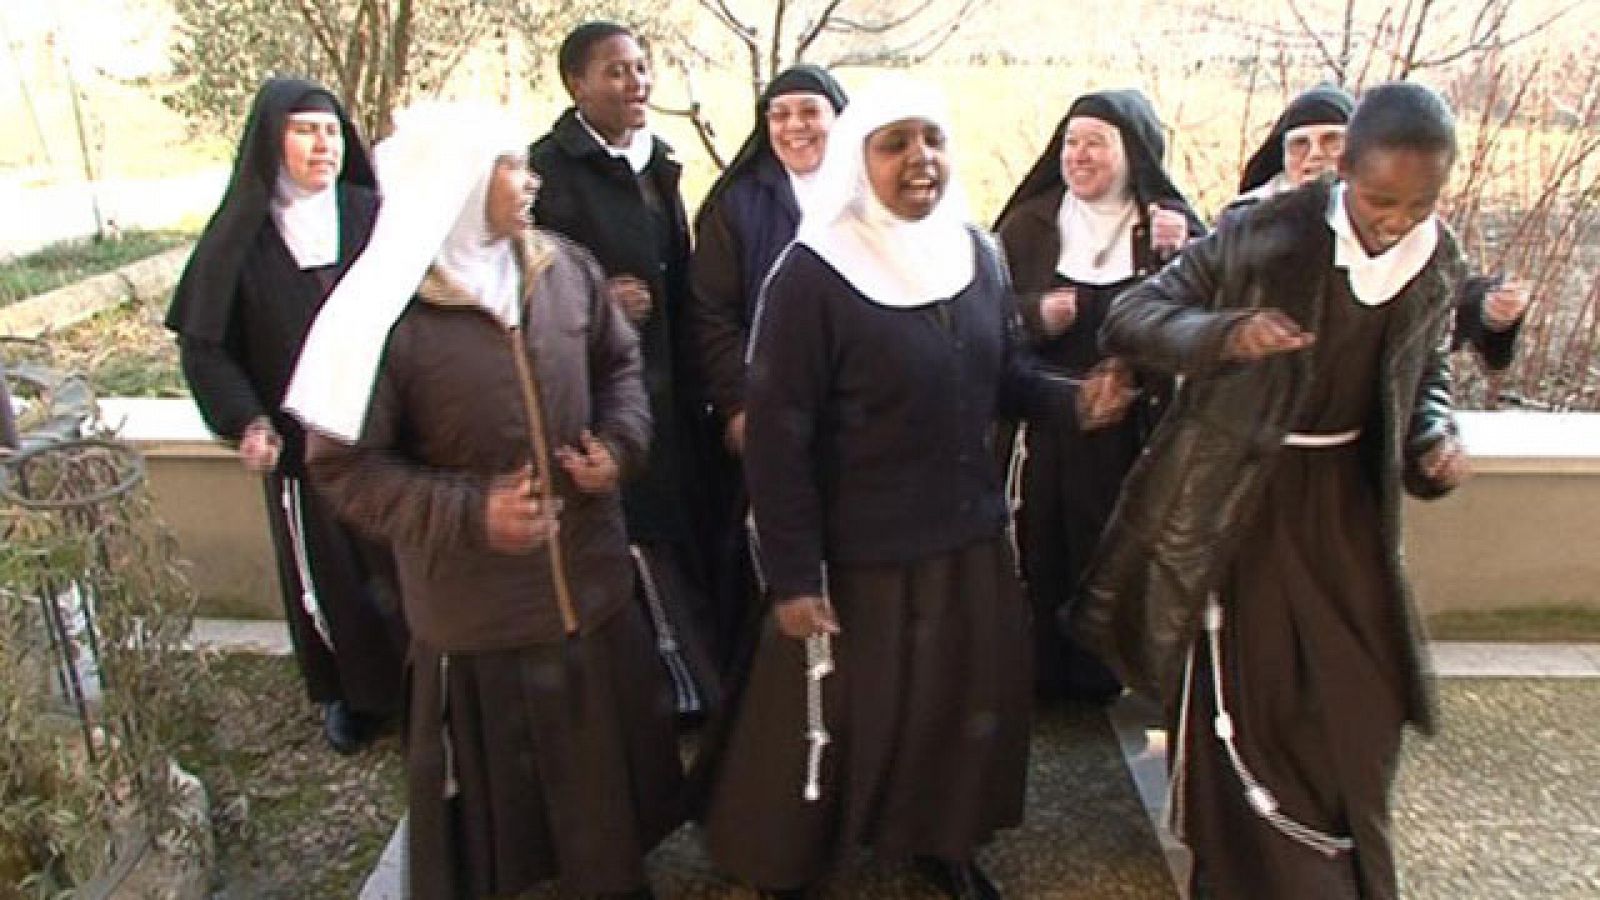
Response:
[606,275,653,324]
[1076,357,1137,430]
[1039,287,1078,336]
[1149,204,1189,258]
[555,430,620,494]
[724,411,747,456]
[485,465,561,554]
[239,417,282,473]
[1421,437,1470,489]
[1483,279,1529,332]
[774,594,840,640]
[1224,310,1315,361]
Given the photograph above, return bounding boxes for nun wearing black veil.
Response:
[165,76,403,753]
[686,64,847,667]
[991,89,1204,705]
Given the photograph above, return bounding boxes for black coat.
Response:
[530,109,701,544]
[1219,191,1523,372]
[1072,181,1466,732]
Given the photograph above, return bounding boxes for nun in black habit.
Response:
[687,64,847,668]
[165,77,403,753]
[992,89,1204,704]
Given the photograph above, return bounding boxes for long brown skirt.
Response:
[405,604,685,898]
[1176,443,1409,900]
[701,536,1032,890]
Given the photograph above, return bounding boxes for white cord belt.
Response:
[802,633,834,802]
[1202,597,1355,858]
[1282,428,1361,448]
[280,476,334,652]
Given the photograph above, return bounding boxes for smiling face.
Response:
[863,117,949,221]
[280,111,344,192]
[1284,122,1346,188]
[766,92,836,176]
[485,154,537,240]
[566,33,651,146]
[1339,144,1452,255]
[1060,116,1126,203]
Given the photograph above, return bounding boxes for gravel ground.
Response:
[199,655,1598,899]
[1395,679,1600,899]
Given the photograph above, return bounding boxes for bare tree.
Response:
[165,0,536,140]
[643,0,989,169]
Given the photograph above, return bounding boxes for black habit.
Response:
[166,77,403,718]
[993,89,1204,703]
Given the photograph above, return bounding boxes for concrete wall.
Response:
[99,398,279,618]
[1404,412,1600,613]
[99,399,1600,619]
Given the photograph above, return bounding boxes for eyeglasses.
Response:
[1284,124,1346,159]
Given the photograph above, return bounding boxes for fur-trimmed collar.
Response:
[417,230,556,310]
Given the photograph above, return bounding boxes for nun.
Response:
[1222,84,1527,369]
[700,77,1069,900]
[529,20,720,715]
[686,64,848,666]
[289,103,681,900]
[164,76,403,754]
[991,89,1205,704]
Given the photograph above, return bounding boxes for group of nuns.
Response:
[168,14,1525,899]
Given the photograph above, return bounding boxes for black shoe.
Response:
[758,889,809,900]
[596,889,654,900]
[322,701,374,755]
[913,856,1002,900]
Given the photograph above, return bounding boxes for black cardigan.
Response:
[745,232,1066,597]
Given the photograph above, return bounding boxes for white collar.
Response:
[787,168,823,218]
[1326,181,1438,307]
[577,112,654,174]
[271,173,339,269]
[1055,191,1136,285]
[1240,171,1294,204]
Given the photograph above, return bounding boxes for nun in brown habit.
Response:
[701,77,1075,900]
[1075,82,1471,899]
[289,103,681,900]
[165,77,403,753]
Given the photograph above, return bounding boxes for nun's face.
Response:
[864,117,949,221]
[1060,117,1125,203]
[485,154,537,240]
[1338,145,1451,256]
[281,112,344,192]
[567,34,652,145]
[1283,123,1346,187]
[766,92,836,176]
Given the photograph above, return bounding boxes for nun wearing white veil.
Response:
[699,78,1069,900]
[289,103,681,900]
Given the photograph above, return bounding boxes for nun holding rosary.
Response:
[699,76,1074,900]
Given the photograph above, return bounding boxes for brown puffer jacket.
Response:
[307,230,648,653]
[1071,181,1465,733]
